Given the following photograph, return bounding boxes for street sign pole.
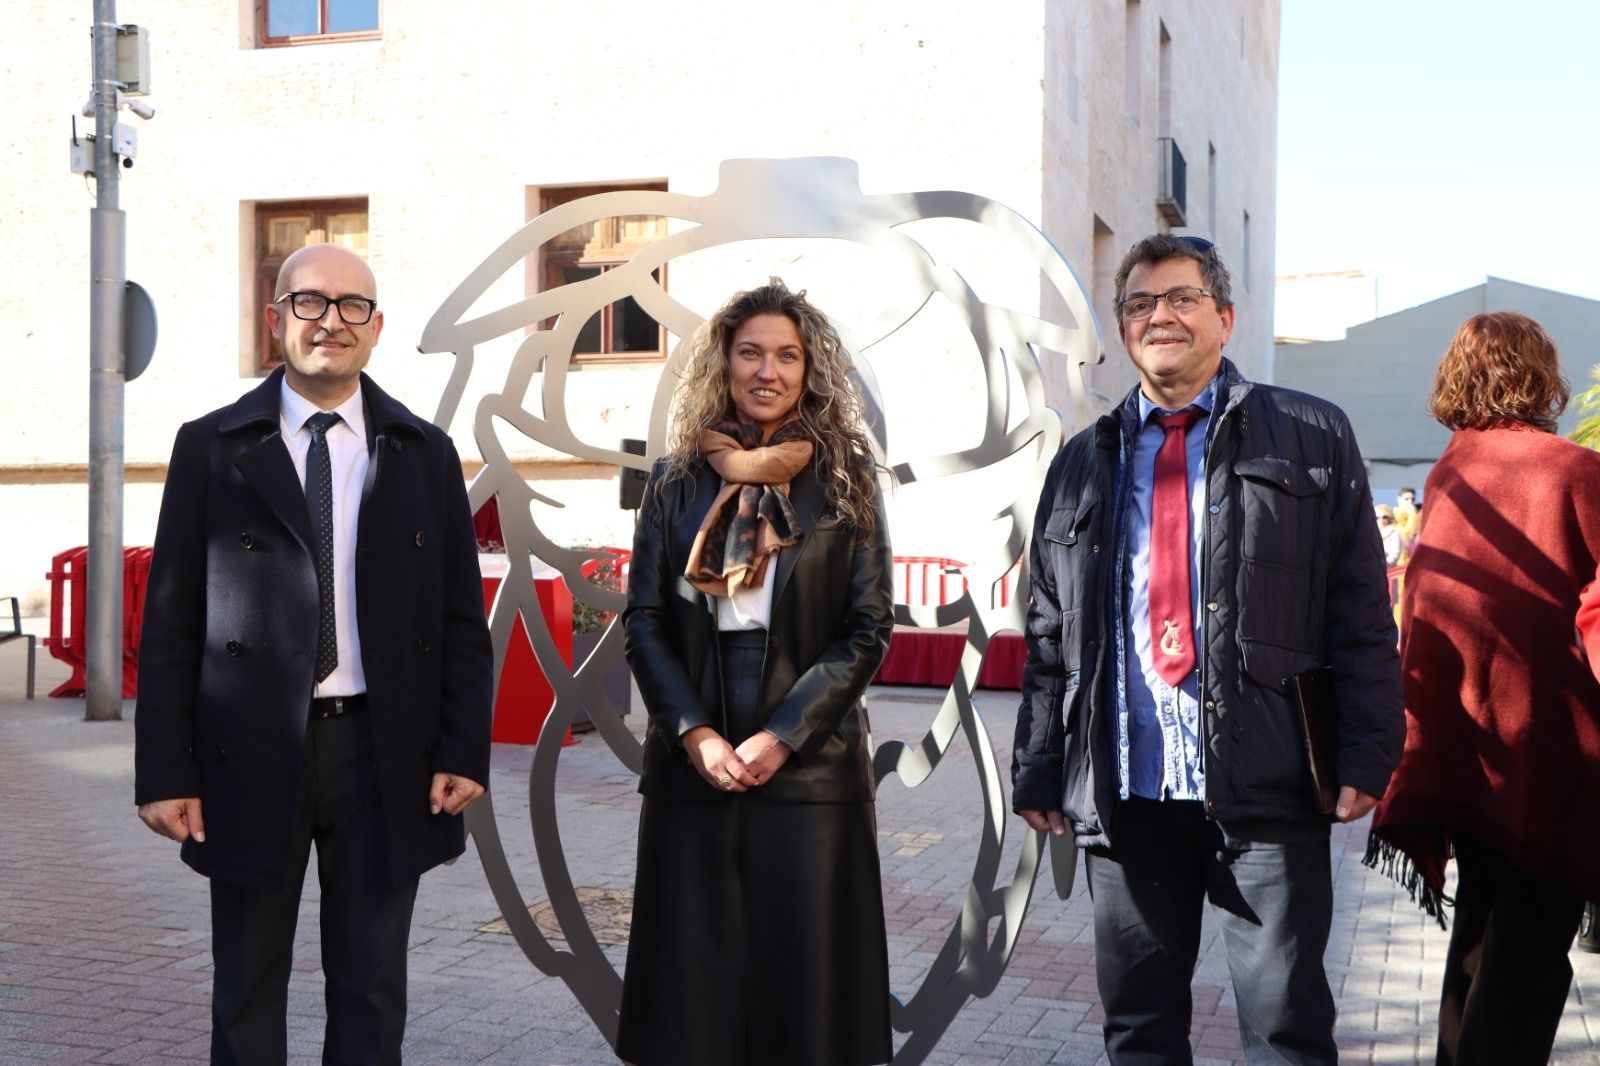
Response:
[86,0,125,722]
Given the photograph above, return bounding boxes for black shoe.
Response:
[1579,901,1600,954]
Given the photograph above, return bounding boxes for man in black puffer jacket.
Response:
[1013,234,1402,1065]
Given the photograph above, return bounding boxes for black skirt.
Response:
[616,630,892,1066]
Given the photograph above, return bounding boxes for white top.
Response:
[716,567,775,631]
[279,379,369,697]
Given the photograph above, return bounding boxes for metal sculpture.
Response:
[418,156,1104,1061]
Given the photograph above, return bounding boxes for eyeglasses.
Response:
[278,291,378,325]
[1117,286,1216,320]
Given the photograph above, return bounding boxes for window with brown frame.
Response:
[254,199,368,373]
[260,0,380,46]
[537,183,669,363]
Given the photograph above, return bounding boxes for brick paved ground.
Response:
[1,648,1596,1064]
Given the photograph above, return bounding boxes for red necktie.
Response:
[1150,408,1205,686]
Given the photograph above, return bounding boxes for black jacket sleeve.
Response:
[623,465,717,749]
[1012,452,1069,814]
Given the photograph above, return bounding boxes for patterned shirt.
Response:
[1114,375,1218,801]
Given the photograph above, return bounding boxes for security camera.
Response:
[125,98,155,120]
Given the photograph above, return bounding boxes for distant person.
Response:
[134,244,494,1064]
[1012,233,1404,1064]
[1375,503,1403,566]
[617,279,895,1066]
[1393,485,1421,543]
[1370,311,1600,1066]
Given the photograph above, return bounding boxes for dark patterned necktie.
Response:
[1149,407,1204,686]
[305,411,342,683]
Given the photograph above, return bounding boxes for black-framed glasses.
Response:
[278,291,378,325]
[1117,286,1216,320]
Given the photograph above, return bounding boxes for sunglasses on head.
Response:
[1131,234,1215,254]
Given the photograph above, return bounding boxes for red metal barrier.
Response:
[894,555,968,607]
[44,547,89,697]
[124,547,153,696]
[45,546,150,698]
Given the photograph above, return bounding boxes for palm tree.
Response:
[1572,365,1600,451]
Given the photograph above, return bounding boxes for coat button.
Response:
[417,638,431,653]
[415,531,426,547]
[1208,505,1220,515]
[1205,699,1216,710]
[389,438,402,452]
[225,640,241,656]
[216,746,228,762]
[240,533,254,549]
[1206,602,1218,612]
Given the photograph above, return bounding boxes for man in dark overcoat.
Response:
[1012,234,1403,1064]
[134,243,493,1064]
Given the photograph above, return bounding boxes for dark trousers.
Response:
[1436,830,1584,1066]
[210,710,419,1066]
[1084,797,1336,1066]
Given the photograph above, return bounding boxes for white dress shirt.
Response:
[279,379,369,697]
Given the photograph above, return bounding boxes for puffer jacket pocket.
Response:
[1042,499,1098,622]
[1233,457,1329,570]
[1236,637,1323,798]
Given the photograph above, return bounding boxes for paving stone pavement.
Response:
[1,648,1596,1065]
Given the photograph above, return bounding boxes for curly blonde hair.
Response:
[662,278,880,536]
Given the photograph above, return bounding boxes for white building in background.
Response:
[1275,277,1600,500]
[1274,270,1379,343]
[3,1,1280,615]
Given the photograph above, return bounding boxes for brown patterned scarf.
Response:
[684,418,815,598]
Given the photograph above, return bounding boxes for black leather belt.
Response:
[310,693,367,720]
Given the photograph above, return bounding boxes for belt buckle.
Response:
[330,695,345,717]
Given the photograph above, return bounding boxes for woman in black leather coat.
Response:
[615,279,895,1066]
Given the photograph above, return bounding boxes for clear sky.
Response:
[1276,1,1600,320]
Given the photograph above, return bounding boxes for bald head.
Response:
[266,242,384,408]
[275,243,378,302]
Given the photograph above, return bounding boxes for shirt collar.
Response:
[1138,372,1220,425]
[280,376,367,442]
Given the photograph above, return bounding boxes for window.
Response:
[261,0,380,46]
[1157,21,1172,136]
[254,198,368,372]
[1207,143,1217,230]
[1242,210,1252,291]
[535,183,669,363]
[1123,0,1141,122]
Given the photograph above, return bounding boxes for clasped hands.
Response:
[136,771,487,843]
[684,724,790,793]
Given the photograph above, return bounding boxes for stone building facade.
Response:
[3,1,1279,613]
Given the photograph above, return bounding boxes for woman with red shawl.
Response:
[1368,311,1600,1065]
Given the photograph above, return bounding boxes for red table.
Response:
[479,556,574,745]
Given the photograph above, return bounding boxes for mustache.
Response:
[1144,328,1191,343]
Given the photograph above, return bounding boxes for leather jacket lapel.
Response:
[772,463,823,610]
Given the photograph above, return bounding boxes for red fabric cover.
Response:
[876,625,1026,690]
[1373,423,1600,899]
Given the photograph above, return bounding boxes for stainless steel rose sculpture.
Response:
[418,157,1103,1062]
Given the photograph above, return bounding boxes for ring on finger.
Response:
[716,774,733,787]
